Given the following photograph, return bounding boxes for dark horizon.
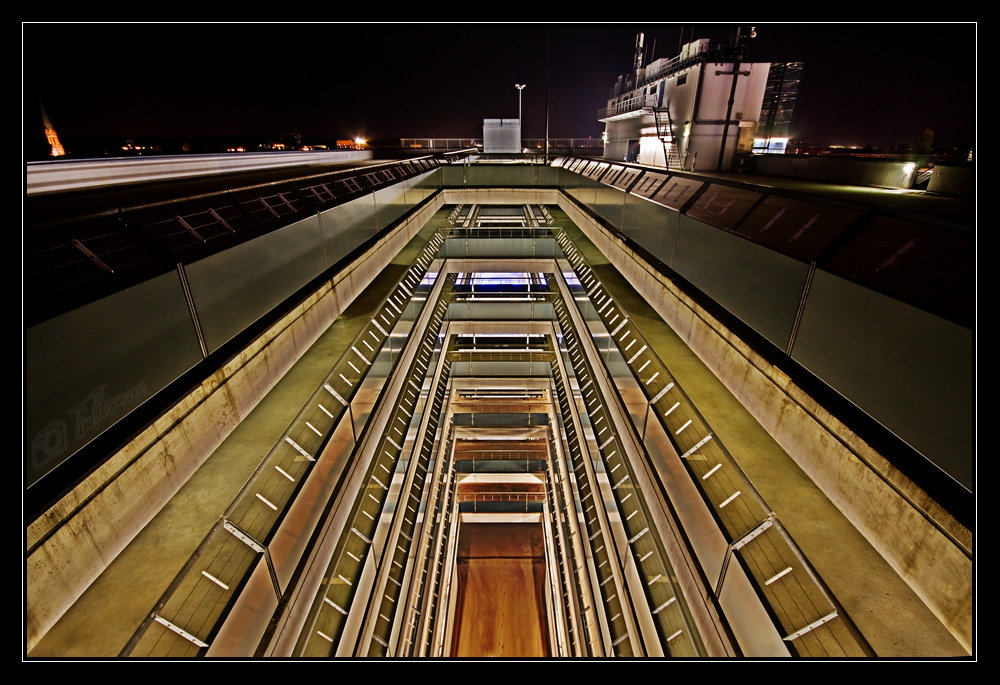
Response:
[23,23,977,156]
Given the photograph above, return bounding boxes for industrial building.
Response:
[600,30,802,170]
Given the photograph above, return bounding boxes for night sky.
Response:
[23,23,977,152]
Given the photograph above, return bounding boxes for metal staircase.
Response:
[652,106,683,170]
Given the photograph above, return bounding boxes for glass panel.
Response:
[672,214,808,350]
[25,271,202,486]
[321,193,377,266]
[187,215,325,353]
[793,270,973,488]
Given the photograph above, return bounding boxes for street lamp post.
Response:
[515,84,526,149]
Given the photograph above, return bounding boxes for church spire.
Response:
[40,102,65,157]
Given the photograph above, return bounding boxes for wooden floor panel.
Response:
[451,523,549,657]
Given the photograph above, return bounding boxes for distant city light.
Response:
[337,138,367,150]
[121,140,147,154]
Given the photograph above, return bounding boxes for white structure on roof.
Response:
[483,118,521,154]
[600,29,770,172]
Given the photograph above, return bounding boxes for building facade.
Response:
[601,31,772,171]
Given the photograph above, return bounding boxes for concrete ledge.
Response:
[25,194,443,652]
[557,195,972,653]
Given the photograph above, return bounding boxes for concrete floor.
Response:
[27,205,967,658]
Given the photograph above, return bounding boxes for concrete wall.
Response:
[25,175,445,652]
[554,184,972,652]
[754,154,975,197]
[927,163,975,196]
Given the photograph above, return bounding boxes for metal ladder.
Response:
[653,106,683,170]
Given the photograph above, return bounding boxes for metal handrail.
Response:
[598,95,658,119]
